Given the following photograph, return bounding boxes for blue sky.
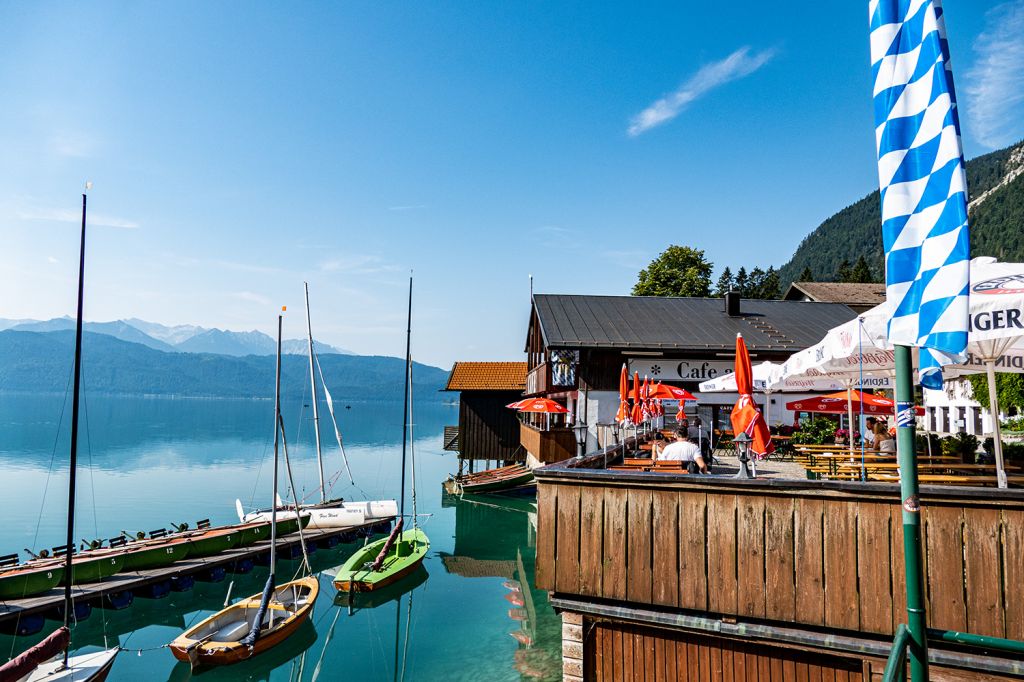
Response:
[1,2,1020,368]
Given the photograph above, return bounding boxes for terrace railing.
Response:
[534,466,1024,643]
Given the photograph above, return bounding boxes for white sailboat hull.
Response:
[235,498,396,529]
[341,500,398,522]
[18,648,119,682]
[236,500,362,530]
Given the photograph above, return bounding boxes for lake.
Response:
[0,393,560,681]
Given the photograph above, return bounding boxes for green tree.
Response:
[747,267,766,298]
[734,267,749,297]
[760,266,781,299]
[632,246,713,297]
[714,267,734,296]
[836,260,852,282]
[798,266,814,282]
[849,256,876,283]
[966,373,1024,414]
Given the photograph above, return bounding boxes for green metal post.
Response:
[894,344,928,680]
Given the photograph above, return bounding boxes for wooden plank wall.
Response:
[458,392,524,461]
[585,619,864,682]
[536,480,1024,641]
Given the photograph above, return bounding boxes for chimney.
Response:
[725,291,741,317]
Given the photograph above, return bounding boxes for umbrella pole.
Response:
[894,344,928,680]
[984,359,1009,489]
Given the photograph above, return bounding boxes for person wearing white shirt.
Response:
[658,431,708,473]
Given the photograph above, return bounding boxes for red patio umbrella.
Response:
[631,372,643,424]
[615,364,629,424]
[511,398,570,414]
[506,398,532,409]
[644,382,698,402]
[641,376,652,421]
[730,333,774,457]
[786,391,924,416]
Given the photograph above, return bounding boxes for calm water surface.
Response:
[0,393,560,681]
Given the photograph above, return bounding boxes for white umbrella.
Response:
[699,362,845,427]
[784,257,1024,487]
[867,258,1024,488]
[778,316,899,442]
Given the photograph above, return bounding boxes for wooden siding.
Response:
[536,474,1024,641]
[458,391,524,461]
[584,619,864,682]
[520,422,577,464]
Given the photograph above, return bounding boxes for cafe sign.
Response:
[628,359,734,383]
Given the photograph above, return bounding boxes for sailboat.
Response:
[169,310,319,668]
[0,189,120,681]
[235,283,398,529]
[334,277,430,593]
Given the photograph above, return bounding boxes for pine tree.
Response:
[747,267,766,298]
[714,267,734,296]
[760,267,781,299]
[836,260,852,282]
[849,256,875,283]
[798,266,814,282]
[734,267,748,297]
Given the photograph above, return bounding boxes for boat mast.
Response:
[271,310,283,576]
[62,190,88,664]
[304,283,327,503]
[399,276,412,522]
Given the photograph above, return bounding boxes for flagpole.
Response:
[894,345,928,680]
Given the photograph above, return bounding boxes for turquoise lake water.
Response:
[0,393,560,681]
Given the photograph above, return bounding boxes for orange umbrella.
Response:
[730,333,774,457]
[786,390,924,416]
[645,382,698,402]
[641,376,652,421]
[615,364,629,423]
[512,398,570,414]
[631,372,643,424]
[506,398,532,409]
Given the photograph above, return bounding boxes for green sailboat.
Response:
[334,276,429,593]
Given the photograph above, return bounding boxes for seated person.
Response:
[863,417,877,444]
[659,430,708,474]
[874,422,896,453]
[650,432,667,458]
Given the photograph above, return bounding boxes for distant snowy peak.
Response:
[124,318,206,345]
[1,317,355,357]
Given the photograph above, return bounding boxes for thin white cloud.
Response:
[387,204,427,211]
[17,207,139,229]
[231,291,272,306]
[47,256,59,264]
[965,1,1024,149]
[49,132,98,158]
[628,46,777,137]
[318,254,399,275]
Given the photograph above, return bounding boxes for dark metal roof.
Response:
[531,294,857,352]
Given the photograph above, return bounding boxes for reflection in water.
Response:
[441,494,561,681]
[0,394,561,681]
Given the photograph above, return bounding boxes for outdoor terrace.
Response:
[535,440,1024,677]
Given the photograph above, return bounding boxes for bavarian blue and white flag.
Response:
[869,0,970,390]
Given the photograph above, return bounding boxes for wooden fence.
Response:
[535,470,1024,641]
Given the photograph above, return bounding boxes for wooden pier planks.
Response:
[0,519,391,624]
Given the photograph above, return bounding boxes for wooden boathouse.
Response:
[534,452,1024,680]
[444,361,528,472]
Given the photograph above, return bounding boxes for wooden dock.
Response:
[0,518,392,627]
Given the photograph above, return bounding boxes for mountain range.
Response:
[0,317,352,357]
[778,140,1024,286]
[0,329,448,399]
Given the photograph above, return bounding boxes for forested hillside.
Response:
[778,141,1024,286]
[0,330,448,399]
